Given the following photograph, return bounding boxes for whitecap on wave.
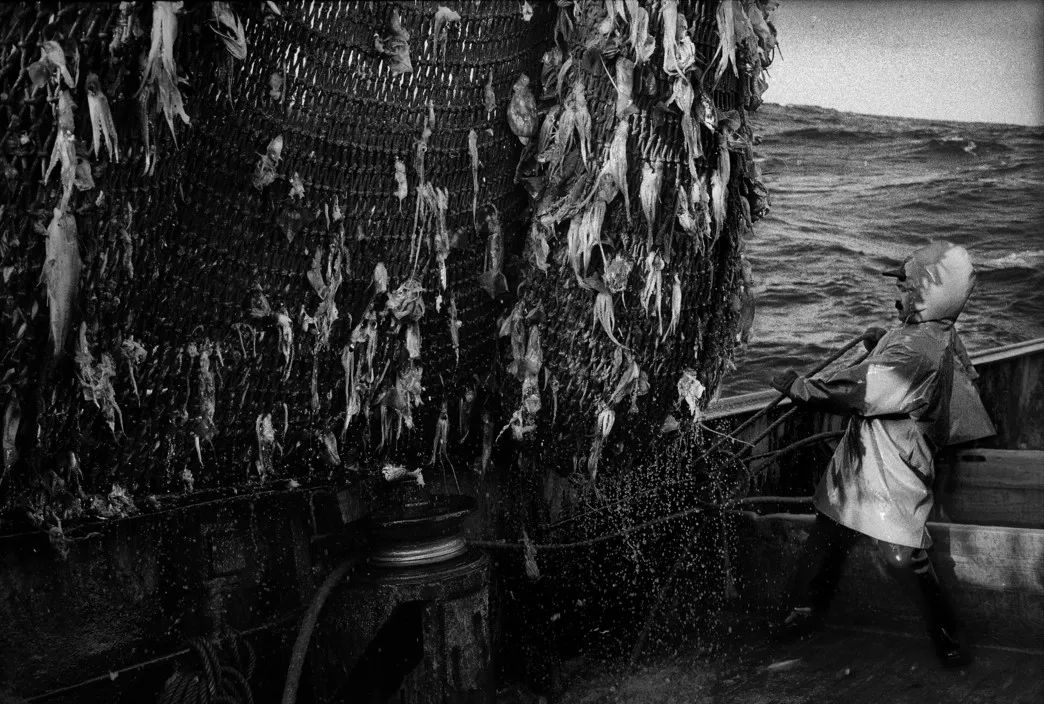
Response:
[980,250,1044,269]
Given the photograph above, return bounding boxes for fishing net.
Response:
[493,0,771,524]
[0,0,783,693]
[0,1,551,527]
[476,0,780,671]
[0,0,777,554]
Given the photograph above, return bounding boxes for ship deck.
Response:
[549,623,1044,704]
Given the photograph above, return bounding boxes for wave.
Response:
[980,249,1044,270]
[764,129,1020,160]
[858,172,958,191]
[769,126,893,143]
[911,136,1014,158]
[722,103,1044,397]
[754,156,790,174]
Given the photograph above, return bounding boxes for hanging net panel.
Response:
[0,0,777,543]
[0,1,550,527]
[493,0,771,525]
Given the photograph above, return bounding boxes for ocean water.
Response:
[721,103,1044,396]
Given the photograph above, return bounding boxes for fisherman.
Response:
[769,241,995,668]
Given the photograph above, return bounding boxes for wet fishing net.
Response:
[1,0,784,694]
[492,0,771,526]
[480,0,778,671]
[0,1,551,528]
[0,0,777,563]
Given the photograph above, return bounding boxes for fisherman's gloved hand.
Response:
[770,369,800,395]
[862,326,887,352]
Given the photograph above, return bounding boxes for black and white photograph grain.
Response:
[1,1,1041,703]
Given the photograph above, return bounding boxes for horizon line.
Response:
[762,101,1044,129]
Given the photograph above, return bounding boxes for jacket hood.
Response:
[889,242,975,323]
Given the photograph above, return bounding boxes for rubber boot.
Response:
[916,563,971,668]
[880,544,970,668]
[773,513,858,642]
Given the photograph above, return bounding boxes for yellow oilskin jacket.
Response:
[785,243,995,548]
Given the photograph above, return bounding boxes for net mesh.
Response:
[0,1,775,535]
[0,1,551,518]
[495,0,767,493]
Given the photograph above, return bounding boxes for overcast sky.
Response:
[765,0,1044,126]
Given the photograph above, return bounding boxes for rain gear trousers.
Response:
[790,512,962,656]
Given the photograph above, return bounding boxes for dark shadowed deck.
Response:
[547,624,1043,704]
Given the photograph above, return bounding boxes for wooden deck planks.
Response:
[733,513,1044,650]
[932,449,1044,529]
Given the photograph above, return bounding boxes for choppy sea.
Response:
[721,103,1044,396]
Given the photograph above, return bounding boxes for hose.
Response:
[737,348,871,459]
[469,504,709,553]
[745,430,846,466]
[280,557,358,704]
[735,494,813,505]
[693,332,871,465]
